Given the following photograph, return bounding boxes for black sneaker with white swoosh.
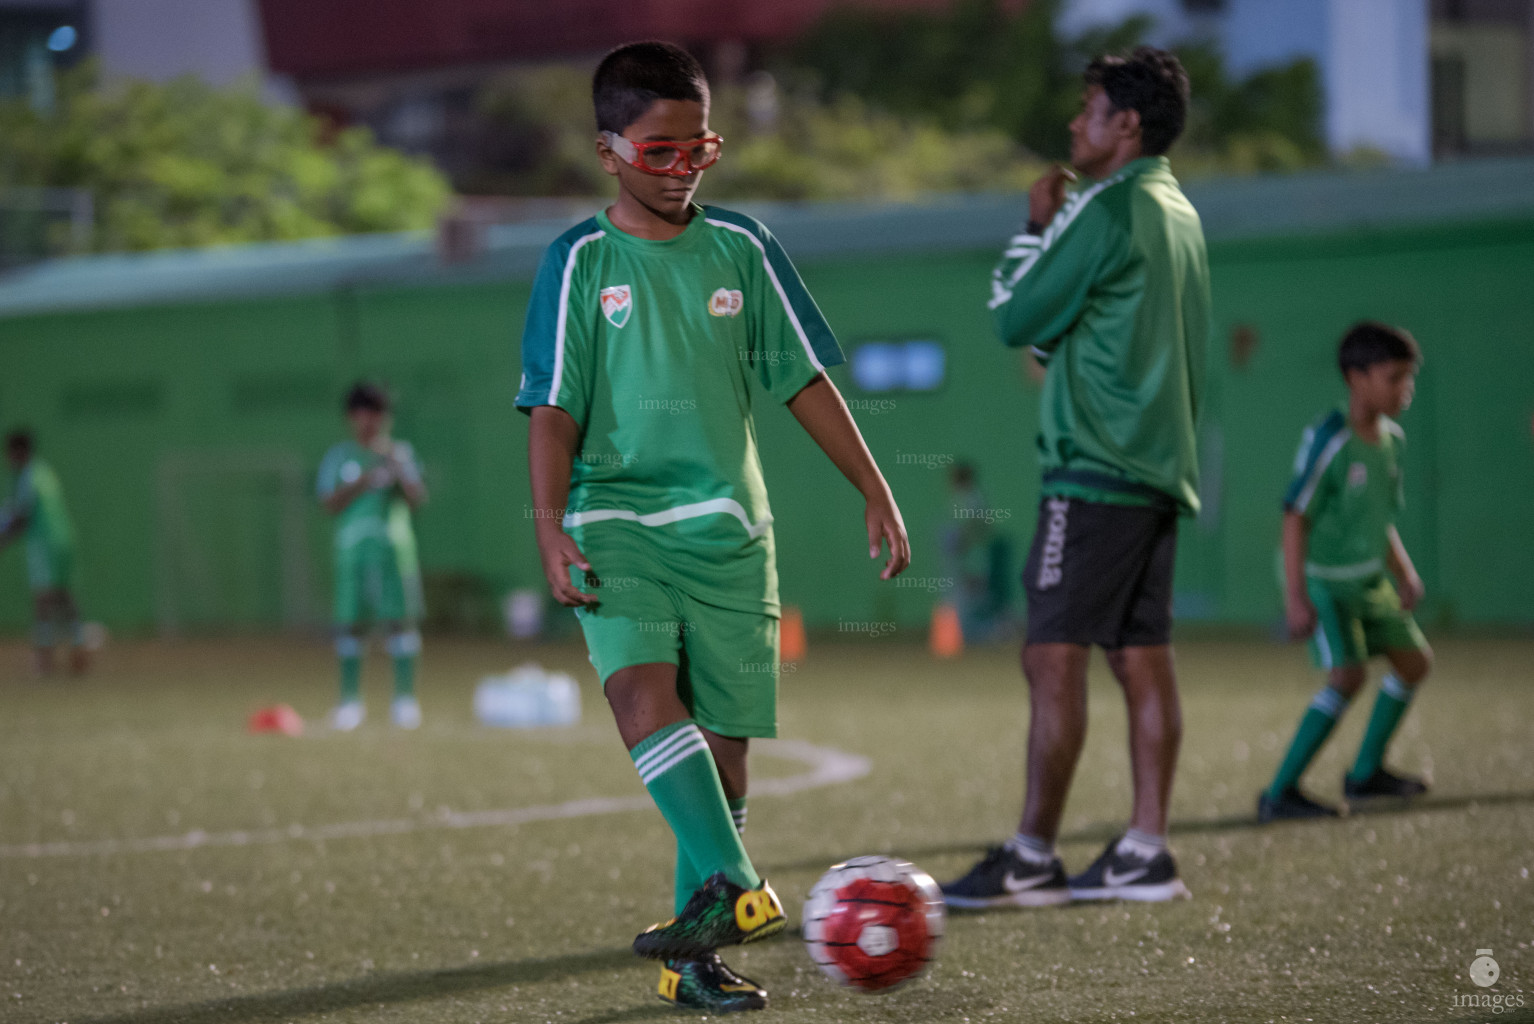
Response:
[1067,837,1191,902]
[939,845,1072,910]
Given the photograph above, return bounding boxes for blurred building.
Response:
[0,0,289,98]
[1061,0,1534,164]
[251,0,985,185]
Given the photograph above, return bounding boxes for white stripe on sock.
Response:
[1309,687,1347,718]
[637,735,710,786]
[633,725,705,777]
[1381,673,1413,702]
[1005,833,1056,865]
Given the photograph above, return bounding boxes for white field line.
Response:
[0,738,870,860]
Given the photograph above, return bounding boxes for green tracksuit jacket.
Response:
[989,155,1210,515]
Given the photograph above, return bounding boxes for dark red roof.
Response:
[257,0,971,78]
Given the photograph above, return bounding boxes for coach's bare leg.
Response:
[1018,642,1091,843]
[1105,645,1182,836]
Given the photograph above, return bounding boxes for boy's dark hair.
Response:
[593,41,709,134]
[344,381,390,415]
[1338,321,1422,377]
[5,428,34,456]
[1084,46,1190,156]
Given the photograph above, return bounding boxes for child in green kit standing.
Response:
[1260,322,1433,821]
[316,382,428,732]
[1,429,88,676]
[517,42,910,1012]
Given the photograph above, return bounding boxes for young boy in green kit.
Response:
[316,383,428,731]
[1260,322,1433,822]
[1,429,88,676]
[517,41,910,1012]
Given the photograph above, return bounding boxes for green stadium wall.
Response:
[2,207,1532,635]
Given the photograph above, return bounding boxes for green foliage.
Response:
[781,0,1325,175]
[0,64,452,252]
[469,63,1046,203]
[471,65,606,197]
[706,89,1045,202]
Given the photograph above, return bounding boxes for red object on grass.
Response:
[247,705,304,736]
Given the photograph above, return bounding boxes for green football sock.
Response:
[387,631,420,699]
[1267,686,1350,800]
[672,796,748,914]
[1349,674,1414,782]
[336,635,362,705]
[632,721,759,893]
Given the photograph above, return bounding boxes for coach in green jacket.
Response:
[942,47,1211,909]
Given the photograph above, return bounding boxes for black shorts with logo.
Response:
[1022,497,1178,649]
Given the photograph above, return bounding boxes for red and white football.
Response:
[802,855,946,992]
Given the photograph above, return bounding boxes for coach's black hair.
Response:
[4,428,34,456]
[1338,321,1422,377]
[593,41,709,135]
[344,381,390,415]
[1084,46,1190,157]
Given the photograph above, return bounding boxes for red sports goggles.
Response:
[602,131,723,177]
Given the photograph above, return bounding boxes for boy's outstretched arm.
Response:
[528,406,598,607]
[1281,511,1316,639]
[786,375,910,580]
[1385,524,1425,611]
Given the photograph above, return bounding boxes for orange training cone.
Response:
[247,704,304,736]
[929,603,964,659]
[781,605,807,663]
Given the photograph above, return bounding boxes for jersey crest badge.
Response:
[600,285,633,328]
[708,288,744,317]
[1348,462,1368,489]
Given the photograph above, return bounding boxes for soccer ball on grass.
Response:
[802,855,945,992]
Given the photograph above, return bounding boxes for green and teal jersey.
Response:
[516,204,844,615]
[315,440,421,558]
[1283,409,1405,583]
[4,458,75,589]
[990,156,1210,515]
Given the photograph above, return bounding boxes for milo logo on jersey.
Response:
[709,288,744,317]
[600,285,633,328]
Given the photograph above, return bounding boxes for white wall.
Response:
[1323,0,1430,164]
[92,0,292,98]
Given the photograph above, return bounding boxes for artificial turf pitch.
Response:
[2,636,1530,1023]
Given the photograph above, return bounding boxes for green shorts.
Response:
[1307,574,1427,670]
[334,538,422,627]
[573,571,780,739]
[26,541,73,593]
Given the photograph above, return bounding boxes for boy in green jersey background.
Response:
[1260,322,1432,822]
[1,429,88,676]
[518,41,909,1013]
[316,383,428,732]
